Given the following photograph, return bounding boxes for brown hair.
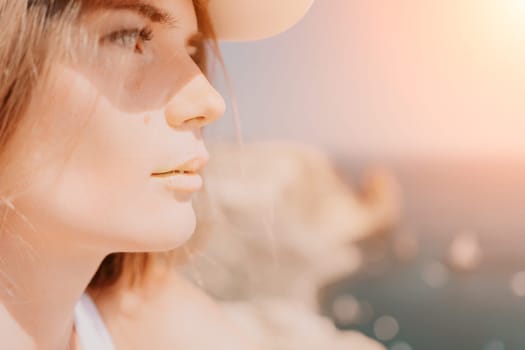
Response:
[0,1,78,184]
[0,0,222,290]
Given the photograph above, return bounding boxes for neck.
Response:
[0,212,106,350]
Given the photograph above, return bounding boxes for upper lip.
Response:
[151,154,209,176]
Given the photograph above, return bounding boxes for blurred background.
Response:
[198,1,525,349]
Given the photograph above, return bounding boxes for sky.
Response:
[208,0,525,159]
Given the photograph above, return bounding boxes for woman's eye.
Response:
[101,27,153,54]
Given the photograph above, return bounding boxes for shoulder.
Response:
[91,267,259,350]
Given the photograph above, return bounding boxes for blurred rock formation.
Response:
[181,140,401,349]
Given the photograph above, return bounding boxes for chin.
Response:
[116,200,198,253]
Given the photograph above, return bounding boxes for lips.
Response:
[151,169,195,178]
[151,156,209,177]
[151,155,208,192]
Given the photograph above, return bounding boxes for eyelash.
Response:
[103,27,153,54]
[102,26,203,64]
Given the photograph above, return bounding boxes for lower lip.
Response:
[152,173,203,192]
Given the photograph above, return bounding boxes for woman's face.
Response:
[9,0,225,253]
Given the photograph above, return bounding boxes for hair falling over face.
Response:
[0,0,242,291]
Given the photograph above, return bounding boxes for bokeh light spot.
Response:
[390,341,413,350]
[510,271,525,297]
[484,339,506,350]
[422,261,449,288]
[332,294,361,325]
[374,315,400,341]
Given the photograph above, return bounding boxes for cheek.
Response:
[12,66,197,251]
[31,66,149,190]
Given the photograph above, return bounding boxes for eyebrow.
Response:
[88,0,204,45]
[93,0,177,26]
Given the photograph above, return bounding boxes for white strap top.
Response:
[74,293,116,350]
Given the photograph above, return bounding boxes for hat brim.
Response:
[208,0,314,42]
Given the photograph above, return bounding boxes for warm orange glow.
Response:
[479,0,525,41]
[305,0,525,157]
[503,0,525,24]
[217,0,525,157]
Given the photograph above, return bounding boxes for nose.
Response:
[164,74,226,129]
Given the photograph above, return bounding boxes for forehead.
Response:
[86,0,198,30]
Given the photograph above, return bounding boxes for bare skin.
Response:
[0,0,245,348]
[87,266,257,350]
